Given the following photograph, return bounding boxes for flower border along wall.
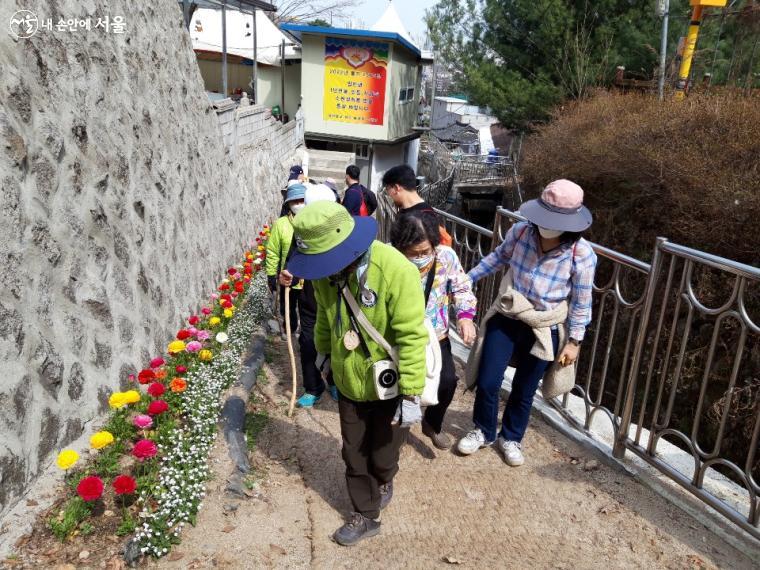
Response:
[49,225,271,558]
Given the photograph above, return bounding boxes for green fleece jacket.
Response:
[313,241,427,401]
[264,215,303,290]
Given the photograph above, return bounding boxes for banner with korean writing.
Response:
[323,37,388,125]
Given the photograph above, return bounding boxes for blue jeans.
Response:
[473,314,559,443]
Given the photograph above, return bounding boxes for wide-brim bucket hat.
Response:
[287,201,377,280]
[519,179,593,232]
[284,183,307,204]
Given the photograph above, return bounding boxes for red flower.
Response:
[175,365,187,374]
[234,282,244,293]
[188,315,200,326]
[176,329,191,341]
[76,476,104,502]
[147,382,165,397]
[255,237,261,243]
[220,294,232,302]
[149,357,165,369]
[137,369,155,385]
[227,267,237,276]
[132,439,158,461]
[147,400,169,416]
[218,283,230,291]
[112,475,137,495]
[221,300,233,309]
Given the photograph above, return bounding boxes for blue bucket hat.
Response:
[284,183,306,204]
[286,201,377,280]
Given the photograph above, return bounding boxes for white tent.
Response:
[370,2,417,49]
[190,7,299,65]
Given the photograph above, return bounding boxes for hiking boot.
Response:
[498,437,525,466]
[328,385,339,402]
[296,393,321,408]
[379,481,393,510]
[333,512,380,546]
[457,428,492,455]
[422,420,452,450]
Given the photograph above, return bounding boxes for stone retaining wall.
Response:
[0,0,300,517]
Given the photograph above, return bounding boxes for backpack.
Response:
[357,185,377,217]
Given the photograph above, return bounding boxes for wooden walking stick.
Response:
[284,286,298,417]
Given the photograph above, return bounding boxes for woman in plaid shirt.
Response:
[458,180,597,466]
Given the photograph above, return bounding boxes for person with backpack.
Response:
[286,201,427,546]
[381,164,452,247]
[457,179,597,467]
[266,183,306,335]
[342,164,377,217]
[275,184,340,407]
[390,213,477,449]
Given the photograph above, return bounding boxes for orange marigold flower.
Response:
[170,378,187,393]
[154,368,168,380]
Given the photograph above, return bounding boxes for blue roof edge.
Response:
[281,23,421,58]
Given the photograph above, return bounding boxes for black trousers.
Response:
[298,281,334,395]
[278,285,300,333]
[423,338,458,433]
[339,396,404,520]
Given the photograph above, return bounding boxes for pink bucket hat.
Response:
[519,179,593,232]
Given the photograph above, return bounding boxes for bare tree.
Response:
[268,0,362,25]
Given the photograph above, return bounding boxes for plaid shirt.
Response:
[467,222,597,341]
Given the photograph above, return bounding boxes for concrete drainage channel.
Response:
[221,334,267,498]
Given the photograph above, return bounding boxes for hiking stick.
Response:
[284,286,298,417]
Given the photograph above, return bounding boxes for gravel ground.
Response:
[158,336,756,570]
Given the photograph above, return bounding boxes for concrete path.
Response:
[158,336,756,569]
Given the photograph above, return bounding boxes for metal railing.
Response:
[377,201,760,540]
[454,154,514,186]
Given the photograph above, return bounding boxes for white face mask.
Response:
[408,253,434,271]
[290,203,305,215]
[538,226,563,239]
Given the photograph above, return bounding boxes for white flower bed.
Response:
[134,273,270,557]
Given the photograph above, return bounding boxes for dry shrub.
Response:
[521,90,760,264]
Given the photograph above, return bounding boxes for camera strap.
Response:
[341,286,398,365]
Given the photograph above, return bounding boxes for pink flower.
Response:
[133,414,153,429]
[187,327,198,336]
[231,272,241,280]
[150,357,165,368]
[201,307,212,315]
[211,293,219,300]
[186,340,202,352]
[196,330,210,341]
[175,365,187,374]
[128,374,135,383]
[132,439,158,461]
[231,292,239,298]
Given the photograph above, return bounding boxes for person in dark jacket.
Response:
[342,165,377,216]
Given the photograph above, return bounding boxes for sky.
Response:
[351,0,437,43]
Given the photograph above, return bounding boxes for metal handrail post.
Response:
[613,237,667,458]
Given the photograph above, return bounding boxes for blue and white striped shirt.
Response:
[467,222,597,341]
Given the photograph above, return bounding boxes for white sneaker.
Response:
[457,429,492,455]
[498,437,525,466]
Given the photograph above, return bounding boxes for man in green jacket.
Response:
[288,201,427,546]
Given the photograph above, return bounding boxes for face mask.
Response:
[538,226,563,239]
[408,254,434,270]
[290,203,305,215]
